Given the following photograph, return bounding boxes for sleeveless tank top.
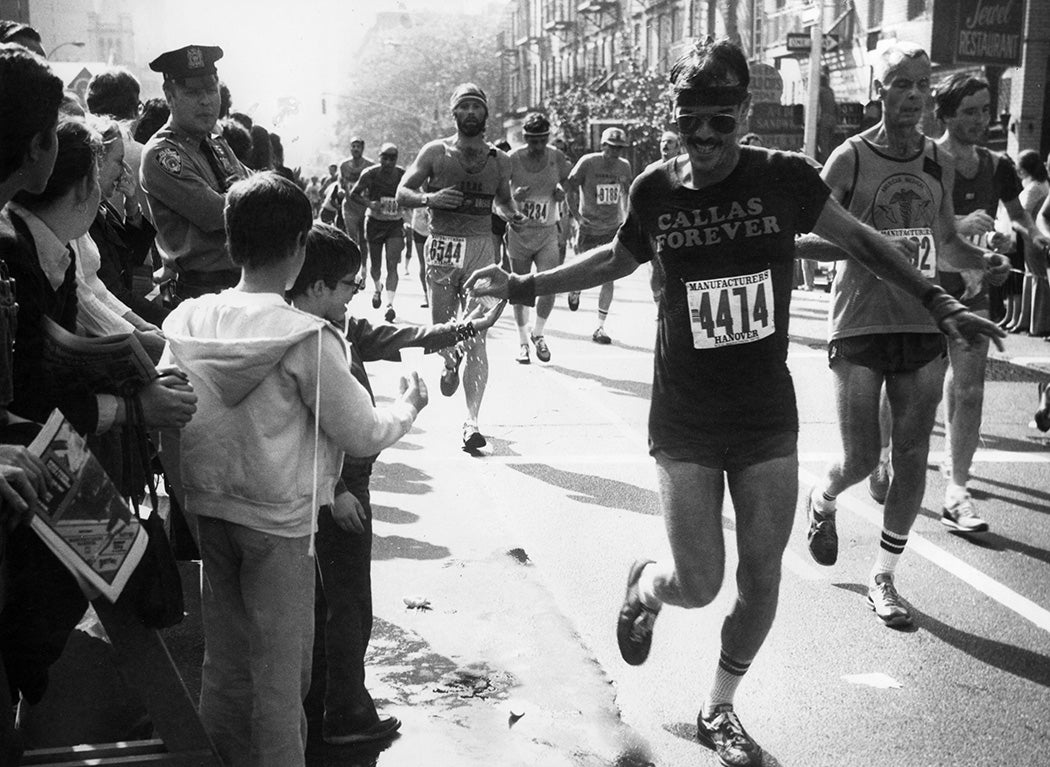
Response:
[427,141,502,238]
[510,147,561,228]
[830,136,944,338]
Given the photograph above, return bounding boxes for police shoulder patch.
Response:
[157,147,182,175]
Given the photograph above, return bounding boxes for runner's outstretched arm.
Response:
[811,195,1006,350]
[466,240,638,306]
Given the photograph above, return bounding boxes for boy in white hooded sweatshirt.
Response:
[161,172,428,767]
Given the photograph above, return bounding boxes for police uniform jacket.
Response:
[141,122,247,274]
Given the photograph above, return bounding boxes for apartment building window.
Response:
[907,0,925,20]
[868,0,884,28]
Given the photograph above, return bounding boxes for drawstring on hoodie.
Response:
[309,324,322,556]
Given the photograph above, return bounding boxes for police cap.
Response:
[149,45,223,81]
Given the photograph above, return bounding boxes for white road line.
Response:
[798,467,1050,634]
[475,357,1050,632]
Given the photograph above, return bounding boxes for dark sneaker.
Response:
[616,559,660,666]
[323,715,402,745]
[567,291,580,311]
[516,344,530,364]
[867,573,912,627]
[592,327,612,345]
[462,422,486,451]
[805,489,838,566]
[696,704,762,767]
[531,334,551,362]
[941,492,989,533]
[371,289,382,309]
[1035,381,1050,432]
[868,460,890,504]
[384,304,396,323]
[440,347,463,397]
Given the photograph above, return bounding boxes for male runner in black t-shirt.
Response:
[466,38,1003,766]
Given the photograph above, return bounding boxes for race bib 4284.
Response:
[685,269,775,350]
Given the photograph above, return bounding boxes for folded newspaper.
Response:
[28,409,148,602]
[41,315,156,395]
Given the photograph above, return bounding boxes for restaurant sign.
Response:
[932,0,1026,67]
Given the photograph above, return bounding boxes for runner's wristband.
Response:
[921,286,966,325]
[507,273,536,307]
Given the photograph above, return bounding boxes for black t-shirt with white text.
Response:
[616,147,830,449]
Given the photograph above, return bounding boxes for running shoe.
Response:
[384,305,396,323]
[616,559,659,666]
[531,333,551,362]
[567,291,580,311]
[516,344,530,364]
[371,289,381,309]
[696,704,762,767]
[462,421,486,451]
[440,347,463,397]
[805,489,838,566]
[592,327,611,345]
[941,492,989,533]
[867,573,912,627]
[868,459,890,504]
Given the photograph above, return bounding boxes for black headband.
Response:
[675,86,748,108]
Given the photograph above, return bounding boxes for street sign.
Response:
[785,32,839,52]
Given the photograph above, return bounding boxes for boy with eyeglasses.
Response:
[289,222,504,746]
[466,37,1004,766]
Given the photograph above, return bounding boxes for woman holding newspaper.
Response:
[0,114,195,718]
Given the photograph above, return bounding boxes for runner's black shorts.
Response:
[828,332,946,374]
[652,430,797,473]
[365,217,405,247]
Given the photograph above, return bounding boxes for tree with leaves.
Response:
[544,33,672,171]
[335,12,503,159]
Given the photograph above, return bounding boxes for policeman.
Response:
[141,44,248,303]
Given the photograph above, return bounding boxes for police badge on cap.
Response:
[149,44,223,81]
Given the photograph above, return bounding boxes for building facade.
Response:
[498,0,1047,157]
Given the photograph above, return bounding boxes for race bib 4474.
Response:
[425,235,467,268]
[686,269,775,350]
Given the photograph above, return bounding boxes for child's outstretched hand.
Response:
[464,298,508,332]
[399,371,429,412]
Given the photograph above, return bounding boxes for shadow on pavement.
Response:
[508,464,660,515]
[372,535,450,561]
[663,721,784,765]
[833,584,1050,687]
[545,363,653,401]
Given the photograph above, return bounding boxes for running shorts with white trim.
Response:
[828,332,946,374]
[507,225,559,266]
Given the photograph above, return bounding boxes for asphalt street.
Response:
[300,261,1050,767]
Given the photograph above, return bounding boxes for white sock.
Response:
[532,316,547,336]
[811,485,836,515]
[871,528,907,583]
[879,445,890,463]
[384,289,395,306]
[945,482,968,502]
[637,562,662,611]
[703,651,751,716]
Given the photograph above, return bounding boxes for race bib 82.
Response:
[685,269,775,349]
[881,227,937,278]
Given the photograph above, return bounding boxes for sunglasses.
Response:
[675,112,739,135]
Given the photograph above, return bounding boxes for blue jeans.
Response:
[198,516,314,767]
